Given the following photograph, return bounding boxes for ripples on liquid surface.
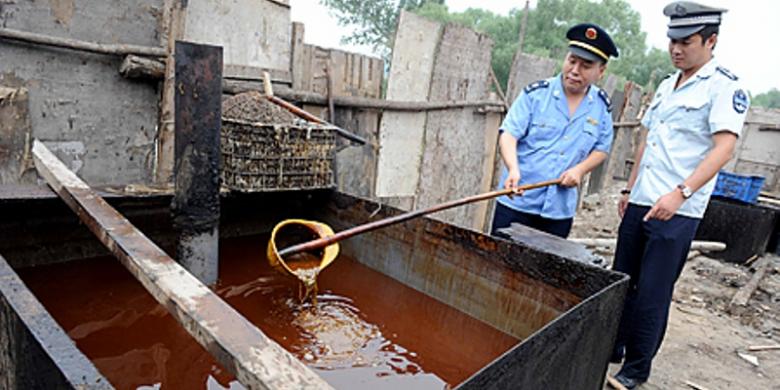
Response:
[19,235,519,389]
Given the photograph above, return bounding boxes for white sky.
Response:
[290,0,779,95]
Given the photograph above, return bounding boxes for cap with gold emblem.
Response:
[566,23,619,63]
[664,1,727,39]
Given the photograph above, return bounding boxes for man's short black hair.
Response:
[698,25,719,43]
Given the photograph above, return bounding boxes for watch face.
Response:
[677,184,691,198]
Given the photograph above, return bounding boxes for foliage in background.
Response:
[752,89,780,109]
[320,0,445,59]
[320,0,676,90]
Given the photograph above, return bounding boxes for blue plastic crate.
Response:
[712,171,765,204]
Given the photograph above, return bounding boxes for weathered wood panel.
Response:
[0,0,161,186]
[605,82,643,184]
[415,23,495,229]
[333,109,380,198]
[0,87,34,185]
[375,11,441,198]
[183,0,292,80]
[728,107,780,194]
[506,52,558,102]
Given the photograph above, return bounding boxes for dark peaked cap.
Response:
[664,1,727,39]
[566,23,619,63]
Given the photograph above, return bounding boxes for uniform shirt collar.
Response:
[670,57,719,87]
[694,57,718,79]
[552,73,597,102]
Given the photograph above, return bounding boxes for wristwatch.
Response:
[620,188,631,195]
[676,183,693,199]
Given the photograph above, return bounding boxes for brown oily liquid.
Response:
[19,234,519,389]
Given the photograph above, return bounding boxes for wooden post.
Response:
[32,140,332,389]
[156,0,186,183]
[475,112,502,232]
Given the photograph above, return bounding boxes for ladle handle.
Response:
[277,178,563,258]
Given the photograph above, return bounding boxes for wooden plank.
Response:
[506,52,557,102]
[334,109,381,198]
[291,22,306,91]
[604,83,643,187]
[730,257,770,309]
[375,11,442,198]
[31,140,332,390]
[473,111,502,231]
[156,0,186,183]
[0,86,34,185]
[0,27,166,57]
[415,22,495,228]
[183,0,291,74]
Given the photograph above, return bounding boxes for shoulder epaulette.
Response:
[524,80,549,94]
[598,89,612,113]
[716,66,738,81]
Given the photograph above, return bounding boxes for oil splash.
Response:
[283,252,323,303]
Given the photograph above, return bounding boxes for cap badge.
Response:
[585,27,597,40]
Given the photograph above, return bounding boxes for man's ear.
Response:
[706,33,718,50]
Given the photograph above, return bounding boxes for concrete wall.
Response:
[0,0,163,186]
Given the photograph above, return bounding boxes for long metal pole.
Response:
[277,178,563,257]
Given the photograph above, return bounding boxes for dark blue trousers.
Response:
[612,204,700,381]
[491,202,573,238]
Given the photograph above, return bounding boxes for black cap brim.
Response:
[667,25,705,39]
[568,46,605,63]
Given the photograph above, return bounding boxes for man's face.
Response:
[668,33,716,71]
[561,53,606,94]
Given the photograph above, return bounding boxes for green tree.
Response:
[320,0,675,89]
[752,88,780,109]
[320,0,444,57]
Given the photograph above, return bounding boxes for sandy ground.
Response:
[569,183,780,390]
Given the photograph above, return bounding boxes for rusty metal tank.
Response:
[0,188,628,389]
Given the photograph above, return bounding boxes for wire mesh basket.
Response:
[220,92,338,191]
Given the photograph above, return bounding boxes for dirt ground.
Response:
[569,183,780,390]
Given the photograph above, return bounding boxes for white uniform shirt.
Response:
[631,58,749,218]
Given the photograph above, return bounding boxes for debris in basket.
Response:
[222,91,303,125]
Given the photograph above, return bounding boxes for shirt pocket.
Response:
[671,97,710,133]
[577,122,599,158]
[526,119,563,146]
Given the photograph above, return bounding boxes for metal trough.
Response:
[0,188,628,389]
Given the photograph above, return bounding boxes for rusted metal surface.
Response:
[304,191,628,389]
[173,41,222,284]
[32,140,333,390]
[0,253,112,389]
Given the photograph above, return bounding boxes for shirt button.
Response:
[560,152,565,156]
